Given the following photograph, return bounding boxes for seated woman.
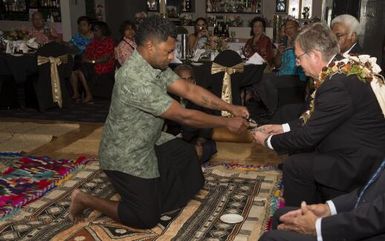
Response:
[243,17,274,65]
[29,11,60,46]
[187,17,209,53]
[274,19,305,81]
[246,20,307,123]
[82,21,115,102]
[68,16,93,101]
[115,20,137,66]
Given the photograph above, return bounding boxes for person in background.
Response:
[81,21,115,103]
[165,64,217,164]
[29,11,60,46]
[331,14,362,55]
[274,19,305,81]
[68,16,93,101]
[187,17,209,52]
[115,20,137,66]
[69,16,93,54]
[243,17,274,65]
[244,19,306,124]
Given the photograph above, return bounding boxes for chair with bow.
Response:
[203,50,246,116]
[34,42,73,111]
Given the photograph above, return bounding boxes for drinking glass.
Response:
[230,31,236,41]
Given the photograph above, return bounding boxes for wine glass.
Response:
[230,31,236,41]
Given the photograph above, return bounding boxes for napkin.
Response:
[26,38,39,49]
[245,52,265,65]
[191,49,206,62]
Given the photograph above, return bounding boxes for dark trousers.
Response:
[105,138,204,229]
[283,153,347,206]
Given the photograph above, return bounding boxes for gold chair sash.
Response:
[211,62,244,116]
[37,54,68,108]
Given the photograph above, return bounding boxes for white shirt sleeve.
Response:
[282,123,291,132]
[266,135,273,150]
[316,201,337,241]
[316,218,323,241]
[266,124,290,150]
[326,200,337,215]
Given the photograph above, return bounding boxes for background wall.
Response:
[104,0,146,40]
[193,0,322,26]
[0,0,322,41]
[360,0,385,61]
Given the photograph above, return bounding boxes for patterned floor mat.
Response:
[0,152,90,221]
[0,162,281,241]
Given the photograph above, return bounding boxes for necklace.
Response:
[300,54,384,124]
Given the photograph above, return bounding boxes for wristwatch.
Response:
[91,60,96,64]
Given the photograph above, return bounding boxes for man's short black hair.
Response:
[92,21,111,36]
[77,16,91,25]
[135,15,177,46]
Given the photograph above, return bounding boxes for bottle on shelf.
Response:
[44,14,51,34]
[185,0,191,11]
[218,22,222,37]
[224,24,230,38]
[213,22,219,36]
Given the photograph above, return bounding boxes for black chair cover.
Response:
[192,50,266,116]
[35,42,73,111]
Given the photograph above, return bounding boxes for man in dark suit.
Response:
[253,23,385,206]
[331,14,363,55]
[259,158,385,241]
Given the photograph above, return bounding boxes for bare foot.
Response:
[69,189,88,222]
[83,96,94,104]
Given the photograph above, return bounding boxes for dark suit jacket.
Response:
[321,163,385,241]
[271,73,385,192]
[347,43,363,55]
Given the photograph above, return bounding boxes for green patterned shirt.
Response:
[99,50,179,178]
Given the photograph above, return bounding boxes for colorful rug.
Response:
[0,162,281,241]
[0,152,90,220]
[0,122,80,152]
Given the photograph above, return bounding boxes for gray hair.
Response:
[295,22,340,62]
[331,14,361,35]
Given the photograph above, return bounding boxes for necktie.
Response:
[355,159,385,208]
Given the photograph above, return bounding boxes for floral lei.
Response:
[300,54,385,124]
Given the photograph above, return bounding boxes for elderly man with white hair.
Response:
[331,14,363,55]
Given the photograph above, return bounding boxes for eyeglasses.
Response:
[295,52,307,64]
